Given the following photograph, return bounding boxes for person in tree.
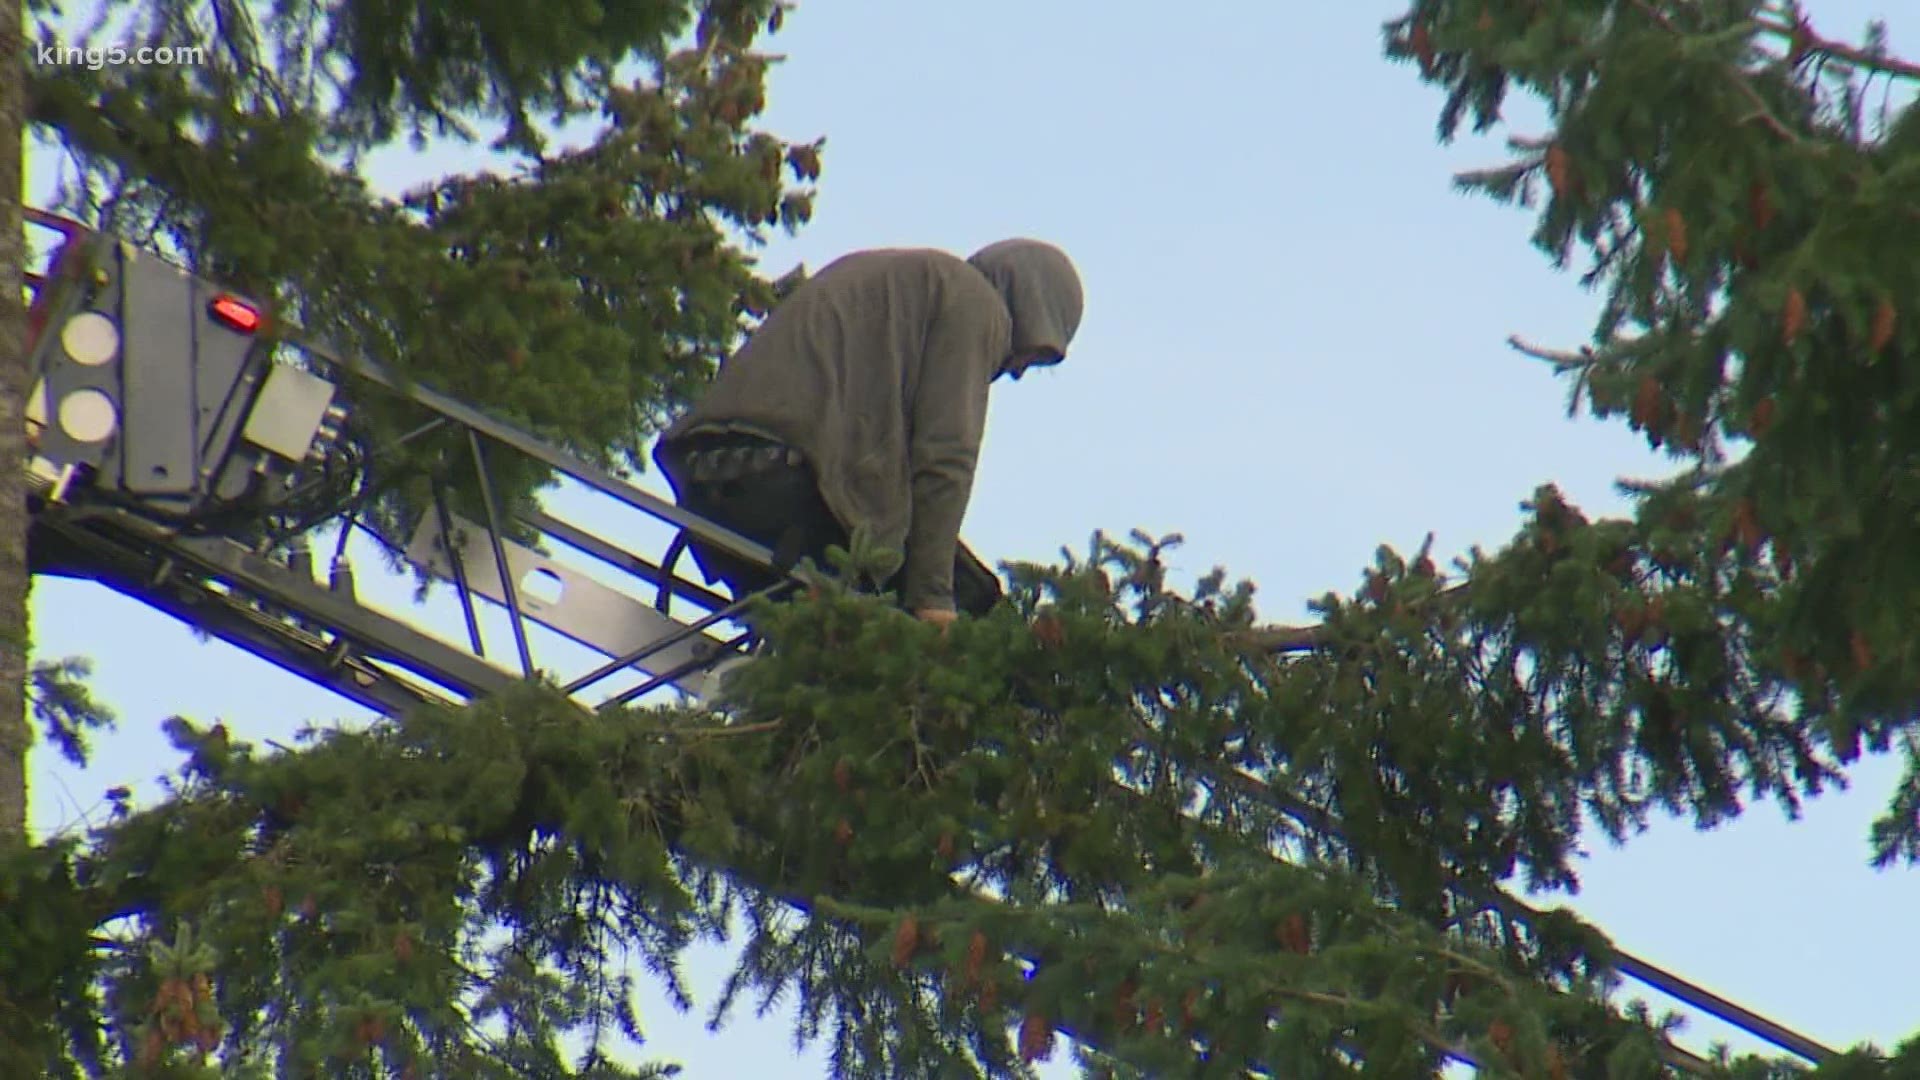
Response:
[655,238,1084,626]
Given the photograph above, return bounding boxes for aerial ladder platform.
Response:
[19,208,1841,1072]
[25,206,809,716]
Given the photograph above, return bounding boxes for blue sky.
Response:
[26,1,1920,1075]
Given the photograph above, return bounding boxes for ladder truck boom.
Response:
[24,207,798,715]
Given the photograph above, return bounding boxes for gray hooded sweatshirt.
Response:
[657,238,1083,611]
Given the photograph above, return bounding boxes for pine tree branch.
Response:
[1075,711,1719,1072]
[1206,767,1792,1071]
[1507,335,1594,369]
[1634,3,1920,142]
[1229,581,1470,655]
[665,719,783,738]
[1229,623,1321,653]
[1628,0,1804,143]
[817,890,1484,1072]
[1750,12,1920,84]
[1454,159,1537,188]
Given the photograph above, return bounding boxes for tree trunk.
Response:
[0,0,30,840]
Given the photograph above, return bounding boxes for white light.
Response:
[60,312,119,366]
[57,389,116,442]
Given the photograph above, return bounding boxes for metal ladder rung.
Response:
[404,510,744,700]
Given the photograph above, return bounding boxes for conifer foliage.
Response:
[1383,0,1920,868]
[28,0,819,533]
[8,1,1920,1077]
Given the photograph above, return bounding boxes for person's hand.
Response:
[914,607,958,630]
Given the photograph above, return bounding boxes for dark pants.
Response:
[660,434,1001,615]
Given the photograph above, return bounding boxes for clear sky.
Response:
[26,2,1919,1075]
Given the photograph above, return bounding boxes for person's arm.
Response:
[900,289,1005,614]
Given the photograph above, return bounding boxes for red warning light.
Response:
[209,294,262,333]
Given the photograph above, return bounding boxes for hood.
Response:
[967,239,1083,376]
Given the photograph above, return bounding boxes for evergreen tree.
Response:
[1,0,29,837]
[10,1,1920,1078]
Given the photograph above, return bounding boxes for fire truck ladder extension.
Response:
[26,207,791,714]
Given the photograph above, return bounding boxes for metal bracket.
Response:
[405,510,743,699]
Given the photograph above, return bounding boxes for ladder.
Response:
[26,207,798,715]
